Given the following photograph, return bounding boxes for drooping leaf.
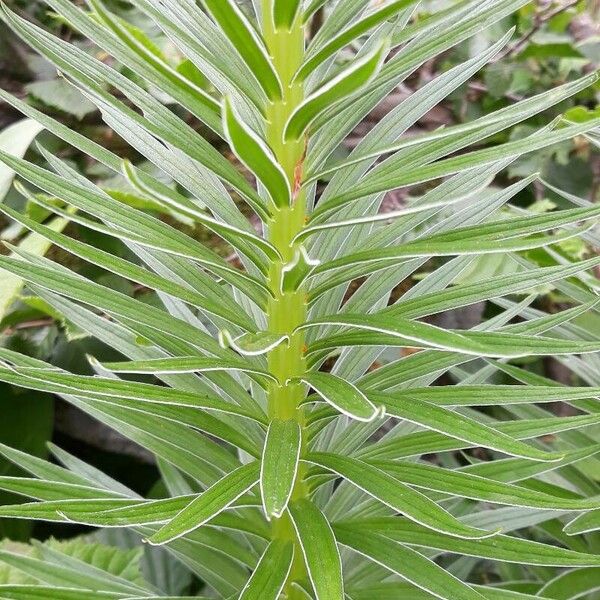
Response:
[300,372,381,422]
[288,498,344,600]
[260,419,301,519]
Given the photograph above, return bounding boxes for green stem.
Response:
[262,3,309,596]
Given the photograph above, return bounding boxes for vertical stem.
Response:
[261,2,309,596]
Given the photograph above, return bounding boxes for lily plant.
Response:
[0,0,599,599]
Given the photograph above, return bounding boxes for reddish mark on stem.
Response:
[292,139,308,203]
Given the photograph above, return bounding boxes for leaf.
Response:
[0,202,257,331]
[87,0,220,124]
[312,204,600,276]
[120,159,279,264]
[100,357,274,383]
[0,121,64,324]
[41,539,145,588]
[219,330,289,357]
[238,539,294,600]
[305,453,496,539]
[0,119,44,201]
[0,364,266,424]
[284,41,389,141]
[45,0,221,132]
[288,498,344,600]
[368,392,573,461]
[334,526,486,600]
[273,0,302,30]
[223,97,290,208]
[1,5,266,218]
[26,79,96,120]
[0,149,270,305]
[0,544,145,595]
[0,542,38,585]
[302,313,600,359]
[200,0,282,100]
[260,419,301,519]
[316,117,600,213]
[370,460,600,510]
[0,586,125,599]
[564,510,600,536]
[300,372,382,422]
[359,418,600,461]
[538,567,600,600]
[346,517,600,566]
[147,462,260,545]
[297,0,417,81]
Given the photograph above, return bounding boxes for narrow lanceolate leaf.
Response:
[299,372,382,422]
[0,548,144,596]
[288,498,344,600]
[346,518,600,566]
[297,0,416,80]
[201,0,281,100]
[360,429,600,473]
[380,385,600,407]
[312,204,600,272]
[0,365,266,423]
[261,419,301,519]
[0,587,125,600]
[223,97,291,208]
[372,392,565,462]
[305,453,496,539]
[538,567,600,600]
[147,462,260,545]
[99,357,275,383]
[0,477,116,502]
[0,150,270,305]
[219,330,289,356]
[334,526,486,600]
[318,117,600,211]
[370,461,600,510]
[121,159,281,262]
[239,540,294,600]
[273,0,302,30]
[387,258,600,320]
[0,202,256,331]
[284,42,388,141]
[564,510,600,536]
[302,314,600,359]
[87,0,220,124]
